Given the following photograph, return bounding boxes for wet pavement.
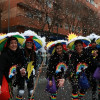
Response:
[13,66,98,100]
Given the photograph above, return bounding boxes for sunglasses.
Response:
[26,42,33,44]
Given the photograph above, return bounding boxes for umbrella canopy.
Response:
[46,41,54,48]
[95,36,100,45]
[86,33,99,40]
[67,36,91,50]
[47,40,68,54]
[0,32,25,51]
[22,30,43,51]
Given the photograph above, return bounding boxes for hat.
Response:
[26,37,33,42]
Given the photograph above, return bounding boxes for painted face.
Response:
[8,40,18,51]
[26,41,33,49]
[75,43,83,54]
[55,45,63,55]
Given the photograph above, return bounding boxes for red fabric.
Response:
[89,44,92,47]
[83,43,87,47]
[34,44,36,51]
[63,44,68,51]
[0,76,10,100]
[4,42,7,48]
[26,37,33,42]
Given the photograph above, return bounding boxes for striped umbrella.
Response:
[47,40,68,54]
[68,36,91,50]
[0,32,25,51]
[22,30,43,51]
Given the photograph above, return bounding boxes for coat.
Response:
[47,52,69,81]
[0,48,24,85]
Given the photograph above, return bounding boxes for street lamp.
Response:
[8,0,10,32]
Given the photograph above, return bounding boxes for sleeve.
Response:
[0,53,7,85]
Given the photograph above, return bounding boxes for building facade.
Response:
[0,0,100,40]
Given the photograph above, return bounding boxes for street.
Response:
[13,67,98,100]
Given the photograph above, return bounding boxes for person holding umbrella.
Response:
[0,36,25,100]
[15,37,37,100]
[68,40,92,100]
[46,43,69,100]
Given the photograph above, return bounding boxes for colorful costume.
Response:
[47,52,69,100]
[15,48,36,100]
[68,49,92,100]
[0,48,24,100]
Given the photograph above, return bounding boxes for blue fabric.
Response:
[79,72,90,89]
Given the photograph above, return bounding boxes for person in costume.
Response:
[15,37,37,100]
[85,38,100,100]
[68,40,92,100]
[46,43,69,100]
[0,37,24,99]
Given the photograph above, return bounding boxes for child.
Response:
[47,43,69,100]
[68,40,91,100]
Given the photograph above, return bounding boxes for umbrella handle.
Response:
[30,61,44,100]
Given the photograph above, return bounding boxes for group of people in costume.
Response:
[0,36,100,100]
[0,37,37,100]
[47,39,100,100]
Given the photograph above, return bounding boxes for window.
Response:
[90,0,94,5]
[65,24,69,29]
[26,11,33,18]
[46,1,52,8]
[47,16,51,25]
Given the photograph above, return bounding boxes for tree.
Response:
[0,0,5,32]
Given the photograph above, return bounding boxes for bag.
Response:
[79,72,90,89]
[46,77,57,93]
[93,67,100,79]
[0,76,10,100]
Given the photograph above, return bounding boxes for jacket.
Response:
[47,52,69,81]
[0,48,24,85]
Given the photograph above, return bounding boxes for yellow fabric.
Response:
[27,61,34,79]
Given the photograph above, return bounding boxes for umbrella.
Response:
[0,32,25,51]
[95,36,100,45]
[46,41,54,48]
[22,30,43,51]
[86,33,99,40]
[67,36,91,50]
[47,40,68,54]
